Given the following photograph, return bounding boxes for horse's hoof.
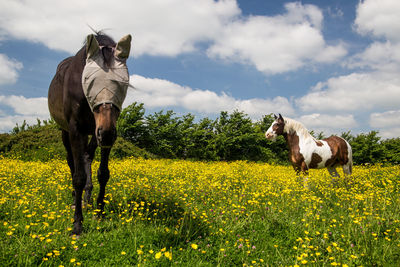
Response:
[70,233,81,239]
[71,224,83,236]
[70,231,81,237]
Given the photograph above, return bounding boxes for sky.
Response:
[0,0,399,138]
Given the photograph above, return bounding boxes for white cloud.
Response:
[207,2,347,74]
[327,7,344,19]
[370,110,400,128]
[126,74,294,118]
[0,95,49,116]
[296,72,400,112]
[0,115,47,132]
[283,113,356,137]
[0,0,346,76]
[355,0,400,42]
[0,54,23,85]
[369,110,400,139]
[378,128,400,139]
[234,96,294,118]
[347,41,400,72]
[298,113,356,129]
[125,75,192,108]
[293,0,400,138]
[0,95,50,132]
[0,0,240,56]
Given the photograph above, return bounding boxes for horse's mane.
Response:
[283,117,316,141]
[95,33,116,47]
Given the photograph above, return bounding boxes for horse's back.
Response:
[48,57,74,131]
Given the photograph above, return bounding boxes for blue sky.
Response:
[0,0,399,138]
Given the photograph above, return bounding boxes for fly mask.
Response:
[82,34,132,112]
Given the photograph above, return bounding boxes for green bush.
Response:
[0,120,154,162]
[2,107,399,165]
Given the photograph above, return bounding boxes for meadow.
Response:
[0,157,399,266]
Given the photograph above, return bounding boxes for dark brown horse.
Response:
[48,32,132,235]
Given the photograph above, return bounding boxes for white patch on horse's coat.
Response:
[282,118,333,169]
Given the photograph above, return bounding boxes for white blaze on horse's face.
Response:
[265,115,285,142]
[265,121,278,141]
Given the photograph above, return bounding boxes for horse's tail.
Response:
[345,140,353,175]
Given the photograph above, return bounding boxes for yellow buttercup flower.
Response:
[155,252,162,259]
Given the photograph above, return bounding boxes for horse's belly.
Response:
[304,142,333,169]
[48,77,69,131]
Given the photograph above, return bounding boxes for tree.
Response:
[115,103,396,165]
[144,110,183,158]
[184,117,217,160]
[214,110,263,161]
[350,131,385,164]
[12,120,27,134]
[175,113,196,158]
[340,131,354,143]
[381,138,400,164]
[117,102,147,144]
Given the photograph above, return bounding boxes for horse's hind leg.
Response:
[342,162,352,186]
[97,147,111,215]
[83,136,97,206]
[327,167,340,185]
[342,162,352,176]
[327,167,340,177]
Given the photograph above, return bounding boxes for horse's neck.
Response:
[284,132,299,150]
[284,128,313,151]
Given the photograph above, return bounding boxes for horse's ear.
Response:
[274,114,278,120]
[86,34,99,59]
[115,34,132,59]
[278,114,284,120]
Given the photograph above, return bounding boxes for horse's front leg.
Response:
[295,162,309,188]
[293,162,309,188]
[302,163,310,188]
[62,130,76,206]
[83,136,97,206]
[97,147,111,215]
[69,130,89,235]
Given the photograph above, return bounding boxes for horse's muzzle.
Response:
[96,127,117,148]
[265,132,277,141]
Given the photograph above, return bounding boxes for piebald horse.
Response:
[265,114,352,178]
[48,32,132,235]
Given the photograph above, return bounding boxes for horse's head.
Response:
[82,34,132,147]
[265,114,285,141]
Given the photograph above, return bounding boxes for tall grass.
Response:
[0,157,399,266]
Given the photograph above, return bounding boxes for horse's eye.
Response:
[93,106,101,113]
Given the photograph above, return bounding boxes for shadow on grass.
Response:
[106,193,210,248]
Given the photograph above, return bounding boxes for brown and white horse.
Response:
[265,114,352,178]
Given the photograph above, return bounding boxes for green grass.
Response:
[0,158,399,266]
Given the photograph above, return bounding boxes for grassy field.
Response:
[0,157,399,266]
